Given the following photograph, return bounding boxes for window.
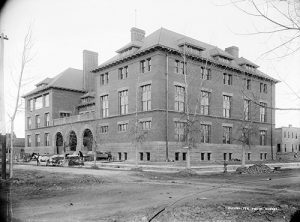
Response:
[60,112,70,118]
[175,85,185,112]
[292,132,294,138]
[35,96,43,110]
[175,121,185,142]
[44,133,50,146]
[284,131,286,138]
[175,152,180,161]
[260,83,267,93]
[260,153,263,160]
[245,79,251,90]
[146,152,151,161]
[119,66,128,80]
[260,102,267,122]
[285,144,287,152]
[260,130,266,146]
[141,84,151,111]
[200,91,210,115]
[140,120,152,130]
[175,60,184,74]
[27,117,31,129]
[119,90,128,115]
[35,115,40,128]
[140,58,151,73]
[118,122,128,132]
[223,95,231,118]
[247,153,251,160]
[182,152,187,161]
[44,94,49,107]
[288,131,290,138]
[28,99,34,111]
[100,125,108,133]
[44,113,50,127]
[223,73,232,85]
[223,153,227,161]
[200,124,210,143]
[35,134,40,147]
[118,152,122,161]
[139,152,143,161]
[100,95,109,118]
[27,135,31,147]
[244,100,250,120]
[201,153,205,161]
[207,153,211,161]
[100,73,109,85]
[200,67,211,80]
[223,126,232,144]
[264,153,267,159]
[124,152,127,160]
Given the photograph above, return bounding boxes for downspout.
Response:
[270,81,274,160]
[165,53,169,161]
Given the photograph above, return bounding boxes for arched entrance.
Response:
[83,129,93,151]
[55,132,64,154]
[69,131,77,152]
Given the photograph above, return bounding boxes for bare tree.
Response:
[228,0,300,57]
[8,28,33,178]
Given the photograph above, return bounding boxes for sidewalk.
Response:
[16,160,300,174]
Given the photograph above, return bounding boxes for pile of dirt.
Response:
[236,164,273,174]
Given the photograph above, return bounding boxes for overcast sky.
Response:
[1,0,300,138]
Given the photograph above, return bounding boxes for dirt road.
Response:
[1,164,300,222]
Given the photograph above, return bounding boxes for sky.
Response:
[0,0,300,138]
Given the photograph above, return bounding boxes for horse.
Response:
[31,153,51,166]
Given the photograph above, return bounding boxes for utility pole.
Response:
[0,32,8,179]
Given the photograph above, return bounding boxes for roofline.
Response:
[92,44,279,83]
[22,86,86,98]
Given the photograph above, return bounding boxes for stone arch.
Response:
[79,124,95,152]
[82,129,93,152]
[55,132,64,154]
[66,130,77,152]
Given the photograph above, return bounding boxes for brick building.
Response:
[275,125,300,153]
[23,27,278,163]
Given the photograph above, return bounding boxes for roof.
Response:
[237,57,259,68]
[23,68,85,98]
[94,27,279,83]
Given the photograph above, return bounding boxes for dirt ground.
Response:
[1,164,300,222]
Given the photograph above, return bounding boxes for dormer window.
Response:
[217,56,231,64]
[244,64,256,71]
[179,43,205,56]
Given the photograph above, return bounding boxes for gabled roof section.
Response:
[23,68,85,98]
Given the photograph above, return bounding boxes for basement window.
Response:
[146,152,151,161]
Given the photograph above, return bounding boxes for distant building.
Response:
[275,125,300,153]
[23,27,278,162]
[6,133,25,159]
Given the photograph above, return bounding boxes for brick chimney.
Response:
[225,46,239,58]
[130,27,145,42]
[83,50,98,92]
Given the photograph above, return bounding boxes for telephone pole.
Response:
[1,32,8,179]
